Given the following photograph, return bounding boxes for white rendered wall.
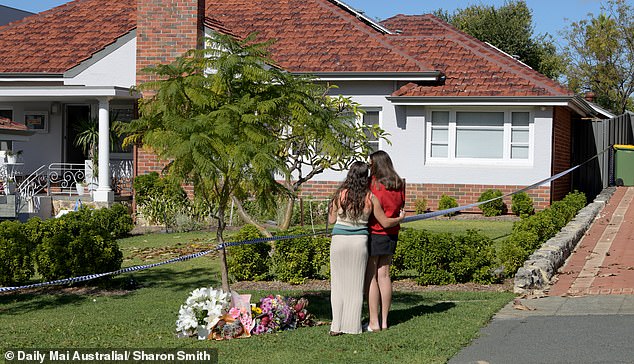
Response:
[65,37,136,88]
[1,102,64,175]
[310,81,554,188]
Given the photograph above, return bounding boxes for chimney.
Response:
[136,0,205,87]
[584,91,596,103]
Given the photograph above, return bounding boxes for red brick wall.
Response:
[136,0,204,86]
[135,0,204,178]
[551,106,573,202]
[298,181,551,213]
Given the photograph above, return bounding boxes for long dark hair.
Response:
[333,161,370,220]
[369,150,403,191]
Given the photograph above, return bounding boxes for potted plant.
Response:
[74,115,119,180]
[76,180,88,195]
[5,150,22,164]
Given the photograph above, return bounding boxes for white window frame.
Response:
[360,107,382,153]
[425,108,534,165]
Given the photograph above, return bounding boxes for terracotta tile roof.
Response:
[0,0,136,74]
[380,14,573,97]
[0,116,29,131]
[205,0,435,73]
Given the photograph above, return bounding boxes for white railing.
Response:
[15,159,134,214]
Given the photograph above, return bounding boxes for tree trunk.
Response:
[216,206,230,293]
[230,195,272,237]
[279,196,295,231]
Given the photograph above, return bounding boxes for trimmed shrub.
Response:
[477,189,506,217]
[438,194,459,217]
[35,208,123,281]
[511,192,535,217]
[311,235,331,279]
[271,228,326,284]
[227,224,270,281]
[89,203,134,239]
[500,190,587,277]
[414,198,428,214]
[0,220,36,285]
[498,231,540,275]
[392,228,496,285]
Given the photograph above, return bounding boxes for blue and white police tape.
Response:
[0,146,611,293]
[0,230,329,293]
[402,145,611,223]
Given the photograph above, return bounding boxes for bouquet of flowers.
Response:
[252,295,299,334]
[176,287,317,340]
[175,287,229,340]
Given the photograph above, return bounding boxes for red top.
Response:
[368,177,404,235]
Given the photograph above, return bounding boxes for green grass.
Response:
[403,218,514,242]
[1,229,515,364]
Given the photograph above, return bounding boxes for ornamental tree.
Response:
[562,0,634,113]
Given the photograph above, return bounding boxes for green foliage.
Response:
[271,228,327,284]
[89,203,134,239]
[392,228,496,285]
[511,192,535,217]
[498,231,540,275]
[414,197,428,214]
[34,208,124,281]
[436,0,565,79]
[438,194,459,217]
[501,191,587,276]
[227,225,270,281]
[133,172,199,231]
[0,220,36,285]
[477,189,506,217]
[563,0,634,113]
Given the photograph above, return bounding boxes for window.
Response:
[362,109,380,153]
[456,112,504,158]
[511,112,530,159]
[426,110,533,163]
[0,109,12,120]
[430,111,449,158]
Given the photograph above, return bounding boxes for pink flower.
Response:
[229,307,241,319]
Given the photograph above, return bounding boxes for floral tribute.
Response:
[176,287,315,340]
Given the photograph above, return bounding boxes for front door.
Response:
[65,105,91,164]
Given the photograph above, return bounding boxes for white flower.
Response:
[175,286,229,338]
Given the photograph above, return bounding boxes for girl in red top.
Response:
[365,150,404,332]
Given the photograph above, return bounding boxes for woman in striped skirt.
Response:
[328,161,404,336]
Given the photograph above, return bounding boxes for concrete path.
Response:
[449,187,634,364]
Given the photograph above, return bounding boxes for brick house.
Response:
[0,0,612,217]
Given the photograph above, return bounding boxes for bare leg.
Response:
[377,255,393,330]
[366,255,381,331]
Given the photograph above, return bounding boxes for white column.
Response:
[92,97,114,203]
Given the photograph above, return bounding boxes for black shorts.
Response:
[368,234,398,256]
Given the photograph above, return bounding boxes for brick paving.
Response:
[549,186,634,296]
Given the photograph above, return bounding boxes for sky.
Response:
[1,0,609,48]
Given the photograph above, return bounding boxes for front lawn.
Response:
[1,229,514,364]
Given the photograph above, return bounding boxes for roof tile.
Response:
[381,14,572,97]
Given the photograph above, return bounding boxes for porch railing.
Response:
[16,160,133,213]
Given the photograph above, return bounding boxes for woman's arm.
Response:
[371,194,404,228]
[328,197,339,225]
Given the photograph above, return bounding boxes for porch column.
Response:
[93,97,114,203]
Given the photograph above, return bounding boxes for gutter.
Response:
[387,95,599,117]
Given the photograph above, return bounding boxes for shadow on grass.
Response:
[390,301,455,326]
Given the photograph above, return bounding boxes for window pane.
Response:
[0,109,12,120]
[431,111,449,125]
[512,112,530,126]
[363,111,379,127]
[511,146,529,159]
[431,128,448,142]
[512,129,529,143]
[456,112,504,127]
[456,129,503,158]
[431,144,448,158]
[368,141,379,154]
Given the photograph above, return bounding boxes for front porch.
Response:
[0,157,133,219]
